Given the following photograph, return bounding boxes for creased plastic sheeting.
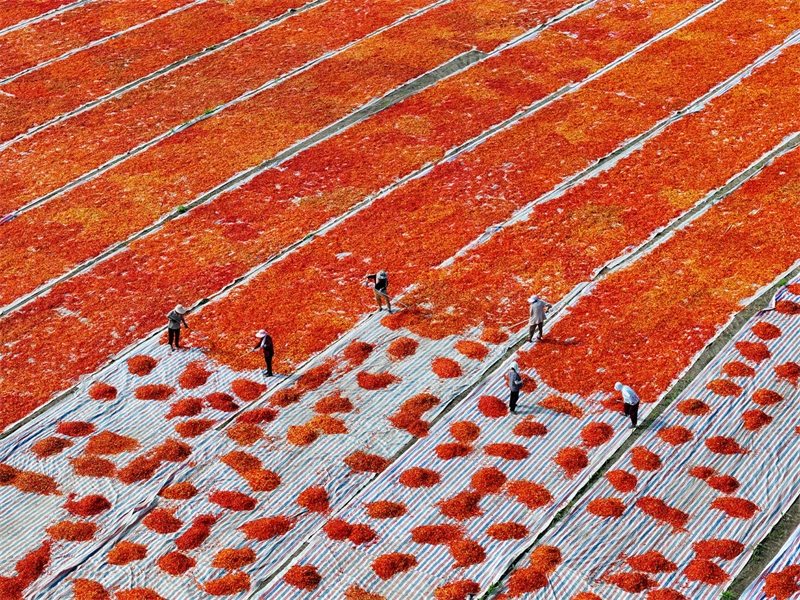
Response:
[741,514,800,599]
[0,341,266,597]
[491,279,800,599]
[39,320,508,599]
[259,342,646,595]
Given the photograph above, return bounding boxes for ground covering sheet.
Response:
[0,0,724,426]
[0,343,268,598]
[3,0,796,435]
[0,0,196,80]
[29,320,510,598]
[259,136,800,598]
[489,283,800,593]
[741,499,800,600]
[0,0,568,307]
[2,0,800,597]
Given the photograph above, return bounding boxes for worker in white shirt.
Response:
[615,381,640,429]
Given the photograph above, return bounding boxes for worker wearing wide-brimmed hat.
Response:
[166,304,189,350]
[528,295,552,343]
[253,329,274,376]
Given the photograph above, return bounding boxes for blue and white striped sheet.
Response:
[490,280,800,599]
[0,341,266,597]
[258,334,649,595]
[37,321,510,599]
[258,278,800,599]
[741,513,800,599]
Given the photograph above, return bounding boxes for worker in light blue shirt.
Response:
[615,381,640,429]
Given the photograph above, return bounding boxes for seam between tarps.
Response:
[0,0,781,439]
[481,267,800,599]
[0,0,328,154]
[245,132,800,597]
[0,0,208,86]
[0,0,607,314]
[0,0,97,37]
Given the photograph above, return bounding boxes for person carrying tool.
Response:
[506,361,523,415]
[528,295,552,343]
[615,381,640,428]
[166,304,190,350]
[253,330,274,376]
[365,270,392,313]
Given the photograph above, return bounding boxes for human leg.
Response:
[264,350,273,376]
[168,328,176,349]
[509,390,519,414]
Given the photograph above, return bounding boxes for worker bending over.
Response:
[366,270,392,313]
[253,330,274,376]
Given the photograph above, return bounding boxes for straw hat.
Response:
[174,304,188,314]
[255,330,268,338]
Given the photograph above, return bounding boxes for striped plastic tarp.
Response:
[257,273,800,599]
[0,340,267,596]
[258,314,666,596]
[490,279,800,599]
[37,318,511,598]
[741,514,800,599]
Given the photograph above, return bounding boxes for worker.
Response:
[365,270,392,313]
[506,361,523,415]
[166,304,189,350]
[615,381,640,428]
[528,295,552,342]
[253,330,274,376]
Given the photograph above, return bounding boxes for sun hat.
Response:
[255,330,268,338]
[174,304,188,314]
[529,295,539,303]
[614,382,623,391]
[378,270,387,277]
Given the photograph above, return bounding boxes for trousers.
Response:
[624,402,639,427]
[509,390,520,413]
[529,322,543,340]
[263,349,274,376]
[168,328,180,348]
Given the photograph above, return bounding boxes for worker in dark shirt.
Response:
[365,270,392,313]
[506,361,523,415]
[166,304,189,350]
[253,330,274,376]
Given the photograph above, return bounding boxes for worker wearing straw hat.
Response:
[166,304,189,351]
[365,270,392,313]
[615,381,640,429]
[528,295,552,343]
[253,330,274,376]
